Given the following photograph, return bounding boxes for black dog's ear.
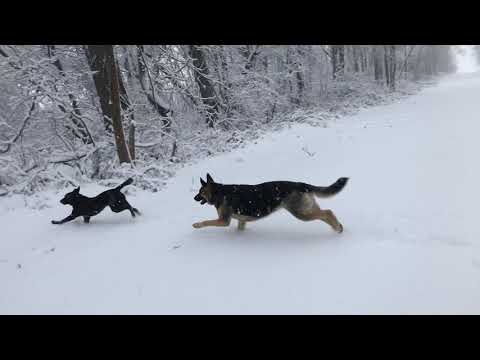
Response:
[74,186,80,193]
[206,173,214,183]
[200,177,206,186]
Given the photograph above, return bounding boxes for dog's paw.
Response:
[336,223,344,234]
[192,222,203,229]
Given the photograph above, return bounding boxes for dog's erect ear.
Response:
[200,177,206,186]
[206,173,214,184]
[74,186,80,193]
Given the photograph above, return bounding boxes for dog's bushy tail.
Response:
[309,177,349,198]
[116,178,134,191]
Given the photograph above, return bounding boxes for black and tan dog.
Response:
[193,174,348,233]
[51,178,140,225]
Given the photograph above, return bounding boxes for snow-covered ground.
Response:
[1,72,480,314]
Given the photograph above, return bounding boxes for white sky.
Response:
[454,45,478,73]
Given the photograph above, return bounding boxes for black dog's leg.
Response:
[51,214,77,225]
[83,216,91,223]
[126,202,138,218]
[133,208,141,216]
[129,206,136,217]
[110,199,139,218]
[110,204,133,216]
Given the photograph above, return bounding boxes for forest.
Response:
[0,45,456,196]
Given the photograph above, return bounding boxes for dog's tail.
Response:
[308,177,349,198]
[116,178,134,191]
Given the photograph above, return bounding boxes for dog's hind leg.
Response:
[125,202,138,217]
[110,200,137,218]
[312,208,343,233]
[285,193,344,233]
[121,199,139,217]
[83,216,91,223]
[127,203,139,217]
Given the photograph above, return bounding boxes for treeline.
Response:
[0,45,456,192]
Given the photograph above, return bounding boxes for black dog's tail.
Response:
[308,177,349,198]
[116,178,134,191]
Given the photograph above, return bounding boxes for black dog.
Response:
[51,178,140,225]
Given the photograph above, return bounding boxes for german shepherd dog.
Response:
[51,178,140,225]
[193,174,348,233]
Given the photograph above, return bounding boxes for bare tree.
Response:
[331,45,345,79]
[46,45,94,145]
[85,45,131,163]
[188,45,219,127]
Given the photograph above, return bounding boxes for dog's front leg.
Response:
[193,218,230,229]
[51,214,77,225]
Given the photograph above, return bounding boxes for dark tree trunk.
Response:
[188,45,219,127]
[389,45,396,90]
[84,45,114,131]
[353,46,360,73]
[291,47,304,105]
[128,122,135,162]
[110,48,132,164]
[372,46,382,81]
[360,46,367,72]
[296,69,304,104]
[331,45,345,79]
[384,45,396,91]
[384,45,390,88]
[85,45,131,163]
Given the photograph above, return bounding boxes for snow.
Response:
[2,72,480,314]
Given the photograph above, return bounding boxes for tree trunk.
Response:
[110,48,132,164]
[353,45,359,73]
[331,45,345,79]
[85,45,135,162]
[384,45,390,88]
[85,45,130,163]
[128,121,135,162]
[389,45,396,91]
[188,45,219,127]
[84,45,114,131]
[372,46,382,81]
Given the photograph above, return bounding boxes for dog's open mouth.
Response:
[194,194,207,205]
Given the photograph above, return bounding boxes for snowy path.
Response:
[1,73,480,314]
